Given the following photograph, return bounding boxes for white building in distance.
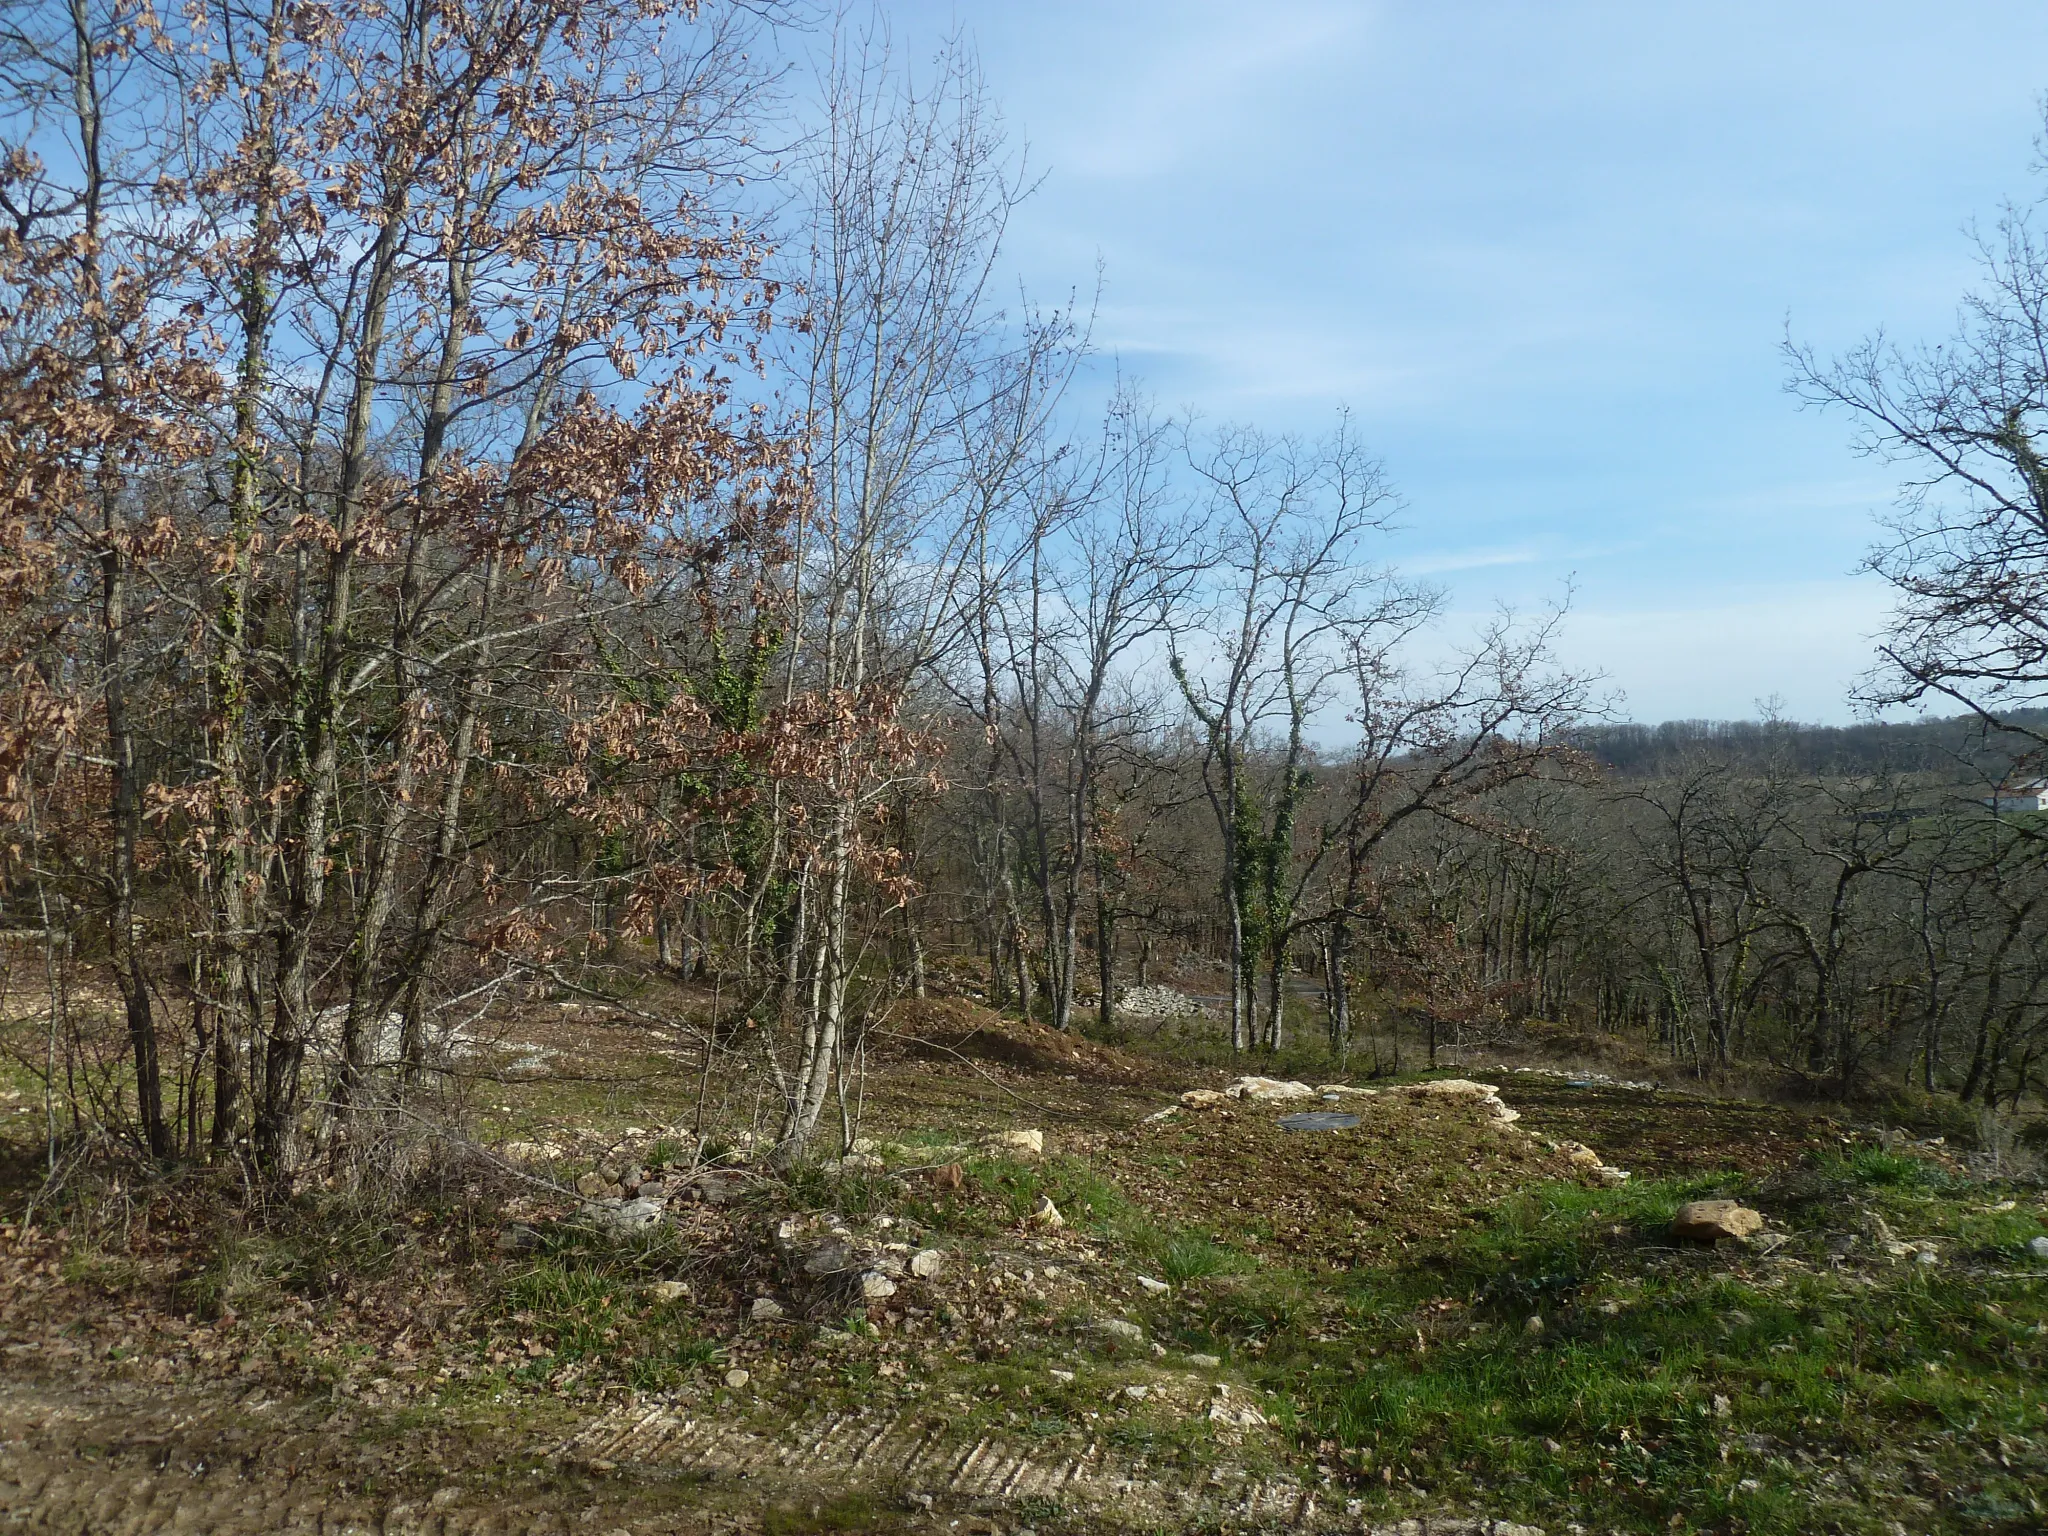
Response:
[1986,779,2048,813]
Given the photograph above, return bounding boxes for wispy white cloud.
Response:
[1028,3,1371,180]
[1403,545,1544,576]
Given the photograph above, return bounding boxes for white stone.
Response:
[648,1281,688,1303]
[1123,1384,1149,1400]
[1186,1353,1222,1368]
[1136,1275,1169,1294]
[858,1270,898,1301]
[910,1248,944,1278]
[724,1368,750,1389]
[1049,1368,1075,1383]
[1400,1077,1504,1102]
[1208,1397,1267,1429]
[2030,1236,2048,1260]
[1222,1076,1316,1102]
[1098,1319,1144,1343]
[985,1129,1045,1157]
[750,1296,786,1322]
[1030,1195,1064,1229]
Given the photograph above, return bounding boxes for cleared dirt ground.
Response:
[2,986,2043,1535]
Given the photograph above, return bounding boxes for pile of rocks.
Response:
[571,1154,760,1235]
[1177,1077,1379,1108]
[1116,985,1209,1020]
[760,1210,946,1318]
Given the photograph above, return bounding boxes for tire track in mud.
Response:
[555,1401,1322,1524]
[1,1378,1544,1535]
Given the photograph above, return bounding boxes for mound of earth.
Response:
[883,997,1163,1086]
[1102,1089,1581,1268]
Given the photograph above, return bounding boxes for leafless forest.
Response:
[6,0,2048,1185]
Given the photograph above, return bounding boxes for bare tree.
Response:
[1166,417,1397,1052]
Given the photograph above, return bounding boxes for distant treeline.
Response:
[1564,711,2048,780]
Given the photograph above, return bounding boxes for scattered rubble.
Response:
[1207,1383,1267,1430]
[1511,1064,1657,1092]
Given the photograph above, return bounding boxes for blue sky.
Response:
[883,0,2048,723]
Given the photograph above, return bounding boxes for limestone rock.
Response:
[1179,1089,1228,1109]
[574,1172,609,1198]
[2030,1236,2048,1260]
[1136,1274,1169,1294]
[910,1248,944,1278]
[1185,1352,1222,1368]
[679,1167,755,1205]
[984,1128,1045,1157]
[1672,1199,1765,1242]
[1402,1077,1503,1101]
[750,1296,787,1322]
[1097,1319,1144,1343]
[858,1270,898,1301]
[1222,1076,1317,1102]
[647,1280,689,1303]
[724,1368,750,1389]
[1396,1077,1522,1123]
[1030,1194,1065,1229]
[802,1237,858,1276]
[582,1196,664,1235]
[1315,1083,1379,1098]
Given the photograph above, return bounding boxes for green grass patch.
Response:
[1828,1145,1957,1188]
[1156,1174,2048,1535]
